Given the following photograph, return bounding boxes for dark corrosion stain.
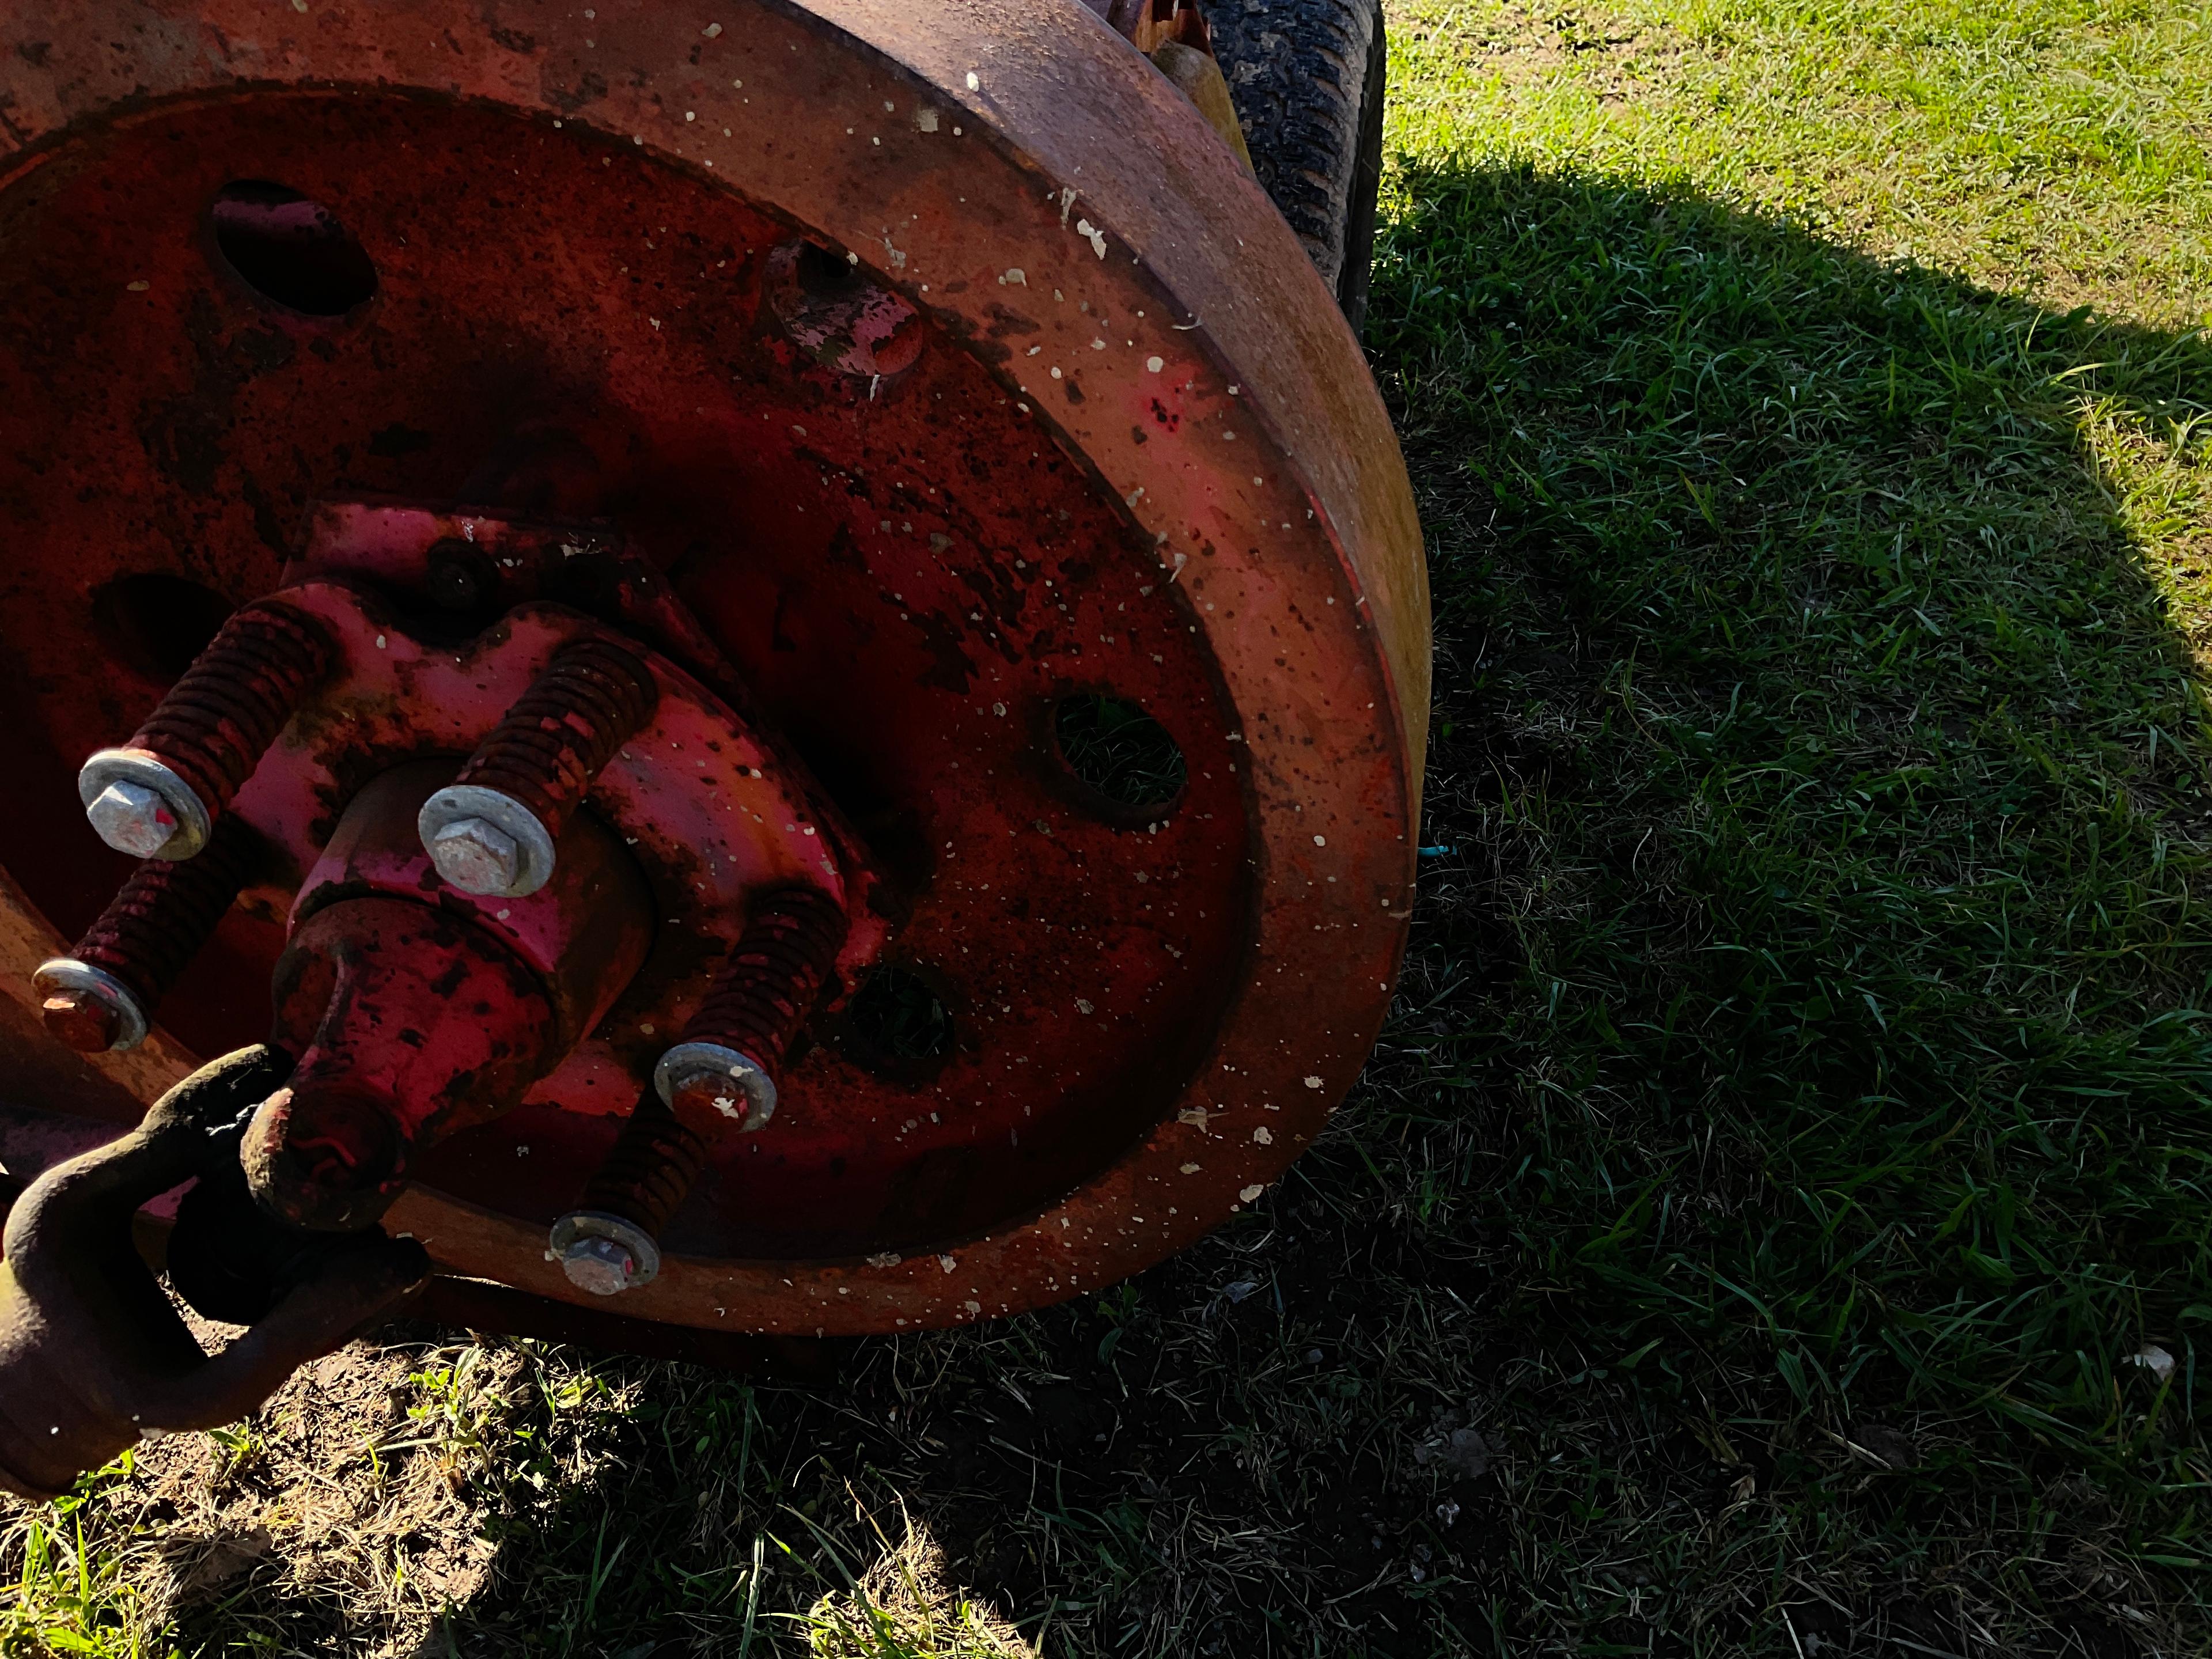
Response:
[824,522,867,573]
[369,422,435,457]
[983,304,1041,339]
[547,70,609,113]
[233,327,296,374]
[912,610,980,695]
[238,471,289,558]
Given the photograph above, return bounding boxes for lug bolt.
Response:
[76,753,210,865]
[41,994,120,1052]
[83,780,180,860]
[418,635,658,897]
[655,1044,776,1132]
[560,1234,639,1296]
[549,1090,706,1296]
[548,886,848,1296]
[428,816,522,893]
[551,1212,661,1297]
[33,815,260,1052]
[654,885,850,1132]
[79,600,332,861]
[35,962,145,1054]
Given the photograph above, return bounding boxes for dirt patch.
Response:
[2,1325,520,1657]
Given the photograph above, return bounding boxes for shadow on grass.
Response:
[158,162,2212,1659]
[1386,147,2212,1425]
[1370,151,2212,1652]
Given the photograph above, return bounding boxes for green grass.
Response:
[7,1,2212,1653]
[1365,0,2212,1644]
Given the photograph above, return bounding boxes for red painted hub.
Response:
[0,0,1429,1338]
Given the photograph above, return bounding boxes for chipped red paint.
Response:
[251,896,567,1232]
[0,0,1429,1339]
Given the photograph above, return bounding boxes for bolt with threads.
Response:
[550,1090,710,1294]
[418,635,658,897]
[550,885,848,1295]
[33,816,262,1051]
[78,600,332,861]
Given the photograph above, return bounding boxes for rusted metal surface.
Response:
[0,1049,425,1502]
[1081,0,1253,169]
[0,0,1429,1340]
[252,897,565,1230]
[1086,0,1217,55]
[296,762,657,1059]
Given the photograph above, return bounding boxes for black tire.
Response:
[1207,0,1388,336]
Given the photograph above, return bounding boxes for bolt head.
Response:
[41,991,120,1053]
[430,816,522,893]
[86,780,176,858]
[561,1234,637,1296]
[671,1067,774,1132]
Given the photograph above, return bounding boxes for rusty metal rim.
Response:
[0,0,1426,1334]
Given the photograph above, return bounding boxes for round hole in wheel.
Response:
[1053,694,1188,815]
[206,181,377,317]
[842,965,957,1075]
[0,1,1427,1339]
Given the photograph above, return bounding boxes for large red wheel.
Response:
[0,0,1427,1338]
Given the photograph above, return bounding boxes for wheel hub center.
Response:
[41,488,884,1259]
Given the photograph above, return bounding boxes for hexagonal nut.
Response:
[669,1067,775,1133]
[32,959,147,1052]
[40,990,122,1054]
[561,1234,638,1296]
[430,816,522,894]
[85,780,178,859]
